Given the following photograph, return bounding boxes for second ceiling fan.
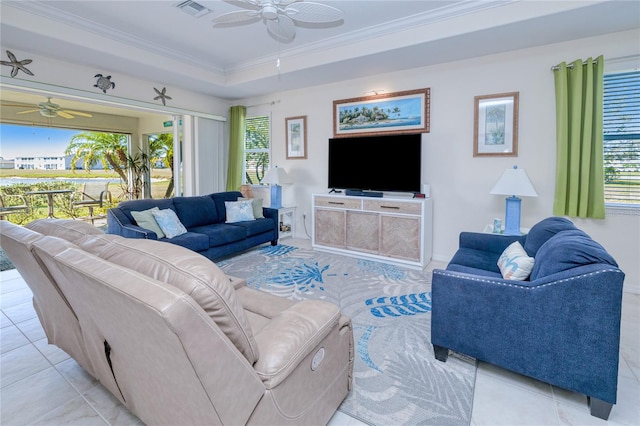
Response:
[15,97,93,119]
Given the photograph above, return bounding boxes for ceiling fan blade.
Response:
[57,111,74,119]
[16,109,39,115]
[0,102,32,107]
[267,15,296,40]
[284,2,343,23]
[63,109,93,118]
[213,10,260,25]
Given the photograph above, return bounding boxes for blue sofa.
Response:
[107,191,278,261]
[431,217,624,420]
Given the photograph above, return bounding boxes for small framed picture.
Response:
[474,92,519,157]
[286,115,307,159]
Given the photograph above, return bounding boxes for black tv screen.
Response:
[328,134,422,193]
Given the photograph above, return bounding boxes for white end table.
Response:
[277,206,296,239]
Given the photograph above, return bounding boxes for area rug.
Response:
[218,243,476,426]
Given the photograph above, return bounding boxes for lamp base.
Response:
[503,196,522,235]
[270,184,282,209]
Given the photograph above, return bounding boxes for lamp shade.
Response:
[262,166,292,185]
[490,166,538,197]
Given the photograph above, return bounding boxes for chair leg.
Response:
[433,345,448,362]
[588,397,613,420]
[88,206,95,225]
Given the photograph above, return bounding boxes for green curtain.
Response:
[553,55,605,219]
[226,105,246,191]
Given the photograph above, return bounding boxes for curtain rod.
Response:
[550,60,598,71]
[231,100,281,108]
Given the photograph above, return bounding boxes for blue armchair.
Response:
[431,217,625,420]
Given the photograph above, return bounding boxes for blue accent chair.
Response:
[431,217,624,420]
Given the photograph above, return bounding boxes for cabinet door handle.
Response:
[328,202,345,205]
[381,205,400,210]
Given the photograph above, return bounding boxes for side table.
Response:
[277,206,296,239]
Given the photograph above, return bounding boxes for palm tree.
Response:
[148,133,175,198]
[65,132,129,184]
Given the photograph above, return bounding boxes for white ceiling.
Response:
[0,0,639,101]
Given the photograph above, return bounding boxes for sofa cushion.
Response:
[131,207,165,238]
[225,200,255,223]
[449,248,501,274]
[446,264,503,279]
[497,241,535,281]
[523,217,576,257]
[76,233,260,364]
[530,229,618,280]
[211,192,243,222]
[173,196,219,227]
[25,219,103,243]
[229,218,276,238]
[152,209,188,238]
[189,223,246,247]
[160,231,210,252]
[118,198,175,223]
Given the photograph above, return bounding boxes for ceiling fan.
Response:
[212,0,343,41]
[6,97,93,119]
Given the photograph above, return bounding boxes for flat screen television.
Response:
[328,133,422,193]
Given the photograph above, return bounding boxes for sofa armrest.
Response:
[458,232,525,254]
[107,209,158,239]
[262,207,279,241]
[252,300,340,389]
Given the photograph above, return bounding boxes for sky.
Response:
[0,124,82,160]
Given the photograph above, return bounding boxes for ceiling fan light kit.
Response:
[212,0,343,41]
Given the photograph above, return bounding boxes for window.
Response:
[243,115,270,184]
[604,71,640,205]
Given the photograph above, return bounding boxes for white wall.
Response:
[240,30,640,293]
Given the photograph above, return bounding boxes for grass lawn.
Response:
[0,168,172,180]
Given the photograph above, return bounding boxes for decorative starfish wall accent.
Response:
[153,87,172,106]
[0,50,34,77]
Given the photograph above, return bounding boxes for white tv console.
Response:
[312,193,433,269]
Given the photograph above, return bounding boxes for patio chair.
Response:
[0,194,30,220]
[70,182,112,224]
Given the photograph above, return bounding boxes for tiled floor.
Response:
[1,244,639,425]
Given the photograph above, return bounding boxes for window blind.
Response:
[603,71,640,205]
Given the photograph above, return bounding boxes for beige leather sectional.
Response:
[1,219,354,425]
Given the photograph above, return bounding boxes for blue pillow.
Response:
[225,200,255,223]
[151,208,188,239]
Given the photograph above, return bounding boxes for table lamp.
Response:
[262,166,291,209]
[490,165,537,235]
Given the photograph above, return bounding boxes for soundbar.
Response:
[345,189,383,198]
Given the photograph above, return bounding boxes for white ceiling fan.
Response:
[8,97,93,119]
[213,0,343,41]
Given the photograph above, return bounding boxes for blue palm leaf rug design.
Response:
[218,243,476,426]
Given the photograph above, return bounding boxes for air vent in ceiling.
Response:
[176,1,211,18]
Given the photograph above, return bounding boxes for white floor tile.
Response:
[83,384,141,426]
[0,311,11,328]
[0,275,28,294]
[30,396,107,426]
[3,300,38,325]
[0,367,81,425]
[56,358,99,394]
[0,323,29,354]
[476,361,553,398]
[15,315,47,342]
[0,343,52,388]
[0,287,32,309]
[471,370,559,425]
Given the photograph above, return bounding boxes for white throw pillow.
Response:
[151,208,187,239]
[225,200,255,223]
[497,241,535,281]
[131,207,165,239]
